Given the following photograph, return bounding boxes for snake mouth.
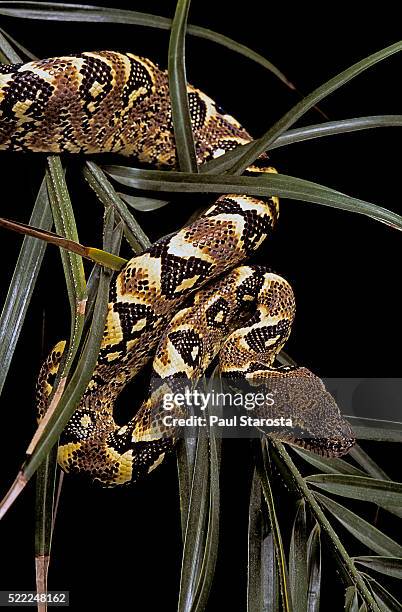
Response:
[288,435,356,457]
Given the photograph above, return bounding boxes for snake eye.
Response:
[215,103,225,115]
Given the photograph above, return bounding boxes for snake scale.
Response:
[0,51,355,486]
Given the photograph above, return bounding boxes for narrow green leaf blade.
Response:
[0,2,295,89]
[345,586,359,612]
[86,248,127,270]
[0,216,118,520]
[314,492,402,557]
[176,436,196,541]
[178,375,221,612]
[289,499,308,611]
[0,178,52,397]
[34,443,58,592]
[228,40,402,174]
[256,441,293,612]
[347,416,402,442]
[118,193,169,212]
[103,165,402,231]
[306,523,321,612]
[262,532,280,612]
[247,469,263,612]
[84,161,151,252]
[349,444,390,480]
[0,25,36,59]
[168,0,198,173]
[201,115,402,176]
[293,447,366,476]
[192,403,221,612]
[306,474,402,509]
[247,468,280,612]
[46,157,87,375]
[354,557,402,580]
[25,252,112,481]
[267,115,402,150]
[269,442,384,612]
[365,576,402,612]
[0,26,21,61]
[178,435,210,612]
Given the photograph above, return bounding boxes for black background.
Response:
[0,1,401,610]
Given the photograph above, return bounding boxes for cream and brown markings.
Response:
[0,52,157,154]
[55,265,354,485]
[0,51,354,485]
[54,267,291,484]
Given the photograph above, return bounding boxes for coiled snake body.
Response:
[0,51,355,486]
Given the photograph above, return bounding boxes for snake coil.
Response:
[0,51,355,486]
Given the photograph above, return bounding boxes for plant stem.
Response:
[270,441,381,612]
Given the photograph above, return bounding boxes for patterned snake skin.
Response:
[0,51,355,486]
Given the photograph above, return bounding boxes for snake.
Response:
[0,51,355,486]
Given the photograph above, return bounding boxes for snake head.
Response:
[246,366,356,457]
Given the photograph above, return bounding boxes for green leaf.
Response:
[201,115,402,175]
[228,40,402,174]
[365,576,402,612]
[34,443,58,596]
[168,0,198,173]
[306,474,402,513]
[348,416,402,443]
[276,350,298,368]
[46,157,86,379]
[26,223,112,478]
[306,524,321,612]
[118,193,169,213]
[84,211,123,336]
[0,0,49,404]
[178,376,221,612]
[293,447,366,477]
[262,532,280,612]
[269,442,382,612]
[0,41,69,596]
[0,212,117,519]
[192,400,221,611]
[289,499,308,611]
[26,160,87,494]
[177,435,210,612]
[349,444,391,480]
[0,178,52,397]
[354,557,402,580]
[0,25,36,59]
[256,441,293,612]
[86,248,126,270]
[0,2,295,89]
[247,469,264,612]
[84,161,151,252]
[104,165,402,230]
[314,492,402,557]
[247,470,262,612]
[0,26,21,62]
[35,445,58,556]
[176,436,197,540]
[267,115,402,149]
[247,468,281,612]
[33,214,121,598]
[345,586,359,612]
